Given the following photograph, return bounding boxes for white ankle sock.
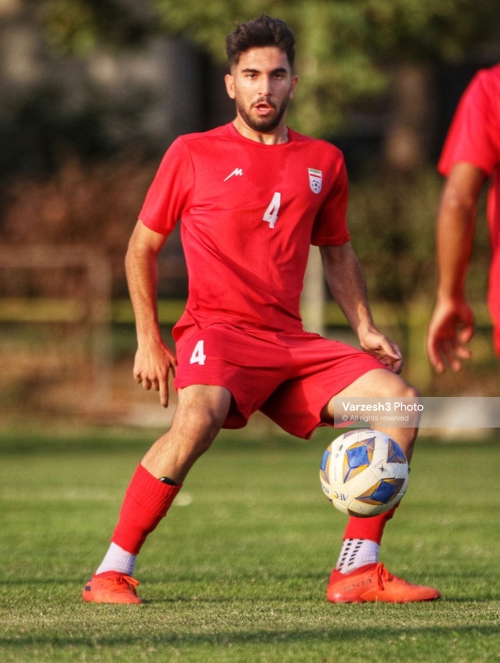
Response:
[95,542,137,576]
[336,538,380,574]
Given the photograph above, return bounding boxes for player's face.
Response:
[225,47,298,138]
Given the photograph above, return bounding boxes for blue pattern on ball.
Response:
[346,445,370,469]
[320,448,331,473]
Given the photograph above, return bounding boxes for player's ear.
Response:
[225,73,235,99]
[289,75,299,99]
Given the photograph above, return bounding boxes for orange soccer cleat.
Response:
[327,563,441,604]
[82,572,143,604]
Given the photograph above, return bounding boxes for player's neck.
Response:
[232,117,289,144]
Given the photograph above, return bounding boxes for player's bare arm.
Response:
[125,220,177,407]
[426,163,486,372]
[320,242,402,373]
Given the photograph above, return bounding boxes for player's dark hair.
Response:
[226,15,295,69]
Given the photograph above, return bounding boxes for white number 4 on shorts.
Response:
[190,340,206,365]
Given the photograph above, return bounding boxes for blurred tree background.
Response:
[1,0,499,423]
[2,0,498,297]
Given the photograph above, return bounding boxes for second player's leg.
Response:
[141,384,232,484]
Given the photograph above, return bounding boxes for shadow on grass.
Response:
[0,624,499,648]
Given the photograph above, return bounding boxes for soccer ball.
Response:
[319,429,409,517]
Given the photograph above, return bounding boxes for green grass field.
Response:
[0,426,499,662]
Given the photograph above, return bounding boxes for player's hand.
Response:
[133,339,178,408]
[426,299,474,373]
[360,330,403,374]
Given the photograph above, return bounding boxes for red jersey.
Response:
[438,64,500,354]
[139,122,350,336]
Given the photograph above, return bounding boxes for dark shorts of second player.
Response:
[173,323,385,439]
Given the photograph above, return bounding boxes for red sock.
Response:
[343,506,398,544]
[111,463,182,554]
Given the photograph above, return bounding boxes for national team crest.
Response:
[308,168,322,194]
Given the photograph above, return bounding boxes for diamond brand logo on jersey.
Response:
[224,168,244,182]
[308,168,322,194]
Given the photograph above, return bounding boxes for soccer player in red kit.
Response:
[83,15,440,605]
[427,64,500,371]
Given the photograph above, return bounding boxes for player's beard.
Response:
[237,97,289,133]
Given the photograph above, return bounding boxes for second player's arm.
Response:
[125,220,177,407]
[426,162,486,372]
[320,242,402,373]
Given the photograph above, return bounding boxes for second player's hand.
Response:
[133,339,177,408]
[426,299,474,373]
[360,330,403,374]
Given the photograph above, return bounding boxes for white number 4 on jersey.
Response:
[190,340,206,365]
[263,192,281,229]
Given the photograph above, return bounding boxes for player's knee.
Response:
[401,382,421,401]
[192,411,223,453]
[385,378,421,402]
[173,406,225,455]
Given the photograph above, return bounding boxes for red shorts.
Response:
[173,324,384,439]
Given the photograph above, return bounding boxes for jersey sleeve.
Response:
[438,70,500,178]
[139,137,194,236]
[310,153,350,246]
